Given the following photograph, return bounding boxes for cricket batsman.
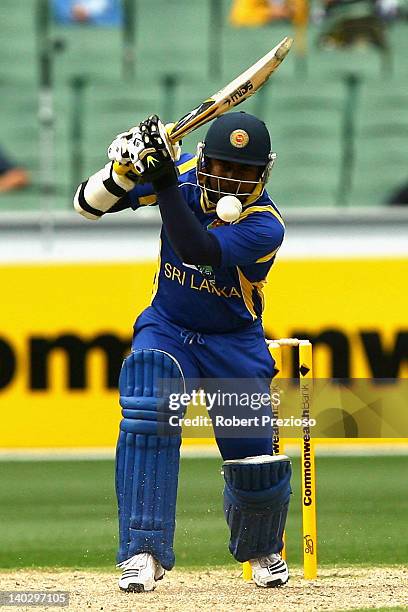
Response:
[73,111,292,592]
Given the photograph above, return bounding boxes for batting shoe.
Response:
[250,554,289,588]
[117,552,165,592]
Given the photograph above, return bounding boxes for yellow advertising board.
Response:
[0,258,407,448]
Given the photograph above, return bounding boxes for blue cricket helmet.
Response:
[203,111,272,166]
[197,111,276,206]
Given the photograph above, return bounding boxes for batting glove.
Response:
[127,115,180,190]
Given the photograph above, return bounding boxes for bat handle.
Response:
[163,123,182,158]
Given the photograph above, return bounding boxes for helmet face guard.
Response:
[196,111,276,207]
[196,143,276,206]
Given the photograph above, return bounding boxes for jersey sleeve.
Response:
[210,206,285,268]
[128,153,197,210]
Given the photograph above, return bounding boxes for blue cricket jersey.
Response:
[128,153,285,333]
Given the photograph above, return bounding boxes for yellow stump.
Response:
[241,339,317,582]
[299,341,318,579]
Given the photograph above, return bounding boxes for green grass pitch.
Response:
[0,455,407,569]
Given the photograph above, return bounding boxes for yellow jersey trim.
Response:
[199,190,217,214]
[253,279,266,311]
[177,156,197,176]
[237,267,257,320]
[256,246,280,264]
[150,238,162,303]
[242,181,264,206]
[235,205,285,228]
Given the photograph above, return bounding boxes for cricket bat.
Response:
[113,36,292,177]
[168,36,293,144]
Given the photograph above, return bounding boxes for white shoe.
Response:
[249,553,289,588]
[117,552,165,592]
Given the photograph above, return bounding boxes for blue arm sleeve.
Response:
[157,186,222,266]
[211,212,285,267]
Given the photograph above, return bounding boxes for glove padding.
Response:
[127,115,179,189]
[107,118,181,188]
[108,130,133,165]
[107,129,142,182]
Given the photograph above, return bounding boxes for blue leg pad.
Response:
[115,349,184,570]
[223,455,292,563]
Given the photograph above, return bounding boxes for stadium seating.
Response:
[0,0,407,210]
[346,78,408,205]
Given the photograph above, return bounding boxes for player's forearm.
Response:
[73,161,134,220]
[157,185,221,267]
